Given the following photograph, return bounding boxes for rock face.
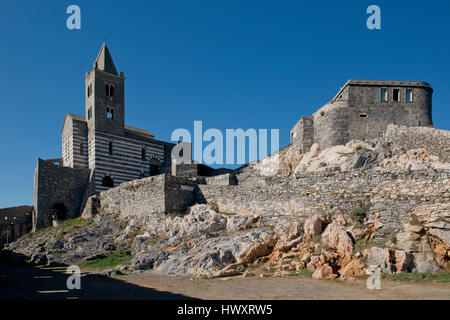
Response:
[396,203,449,272]
[9,213,128,266]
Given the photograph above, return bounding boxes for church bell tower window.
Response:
[106,107,114,119]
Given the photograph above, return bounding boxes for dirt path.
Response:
[118,273,450,300]
[1,259,448,300]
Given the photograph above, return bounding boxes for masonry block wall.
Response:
[97,174,196,219]
[33,159,91,230]
[197,169,449,238]
[384,124,450,162]
[290,116,314,153]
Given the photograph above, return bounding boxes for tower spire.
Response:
[93,43,118,75]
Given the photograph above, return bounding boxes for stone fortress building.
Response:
[290,80,433,153]
[33,44,176,230]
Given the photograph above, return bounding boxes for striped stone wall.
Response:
[62,117,89,169]
[72,120,89,168]
[62,118,73,167]
[92,132,165,192]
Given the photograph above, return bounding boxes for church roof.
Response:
[124,126,155,138]
[93,43,118,75]
[66,113,85,122]
[64,113,156,139]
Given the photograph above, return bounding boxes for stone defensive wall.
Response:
[384,124,450,162]
[34,158,91,230]
[196,169,450,238]
[96,174,197,219]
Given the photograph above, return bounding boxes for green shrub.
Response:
[78,250,134,271]
[349,201,370,223]
[298,268,313,277]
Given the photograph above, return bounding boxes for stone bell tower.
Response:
[85,43,125,136]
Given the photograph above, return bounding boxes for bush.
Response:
[350,201,370,223]
[78,250,134,271]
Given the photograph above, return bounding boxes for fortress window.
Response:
[141,147,146,161]
[406,89,413,102]
[109,141,113,155]
[360,113,368,118]
[79,142,83,155]
[380,89,387,101]
[393,89,400,102]
[87,107,92,120]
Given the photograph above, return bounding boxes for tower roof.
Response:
[93,43,118,75]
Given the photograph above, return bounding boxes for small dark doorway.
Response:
[102,176,114,188]
[53,203,67,220]
[149,164,160,176]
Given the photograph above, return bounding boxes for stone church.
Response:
[33,44,175,230]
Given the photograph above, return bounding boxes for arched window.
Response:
[105,84,115,97]
[102,176,114,188]
[79,142,83,155]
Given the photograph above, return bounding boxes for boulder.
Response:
[131,251,169,270]
[339,259,365,278]
[415,261,440,274]
[364,247,395,274]
[321,221,353,257]
[312,264,336,280]
[304,215,323,239]
[394,250,414,273]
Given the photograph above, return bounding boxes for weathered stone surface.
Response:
[364,247,395,274]
[131,252,169,270]
[394,250,414,273]
[312,264,336,280]
[321,221,353,257]
[339,259,365,278]
[304,215,323,240]
[415,261,440,274]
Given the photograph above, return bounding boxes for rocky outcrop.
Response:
[9,213,130,266]
[397,203,449,273]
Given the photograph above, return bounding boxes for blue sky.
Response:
[0,0,449,207]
